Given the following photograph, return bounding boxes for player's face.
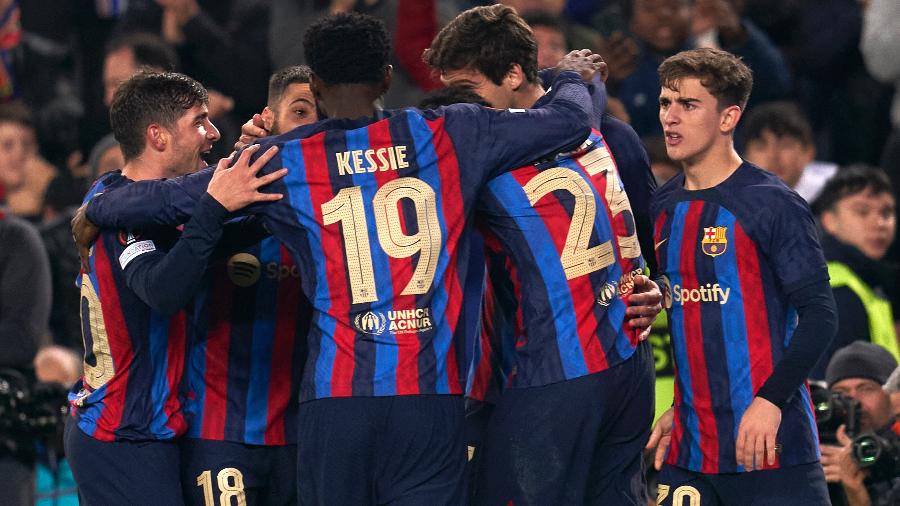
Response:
[822,189,896,260]
[104,47,138,108]
[743,130,813,188]
[659,78,734,165]
[831,378,893,432]
[440,67,515,109]
[270,83,317,135]
[167,103,220,176]
[533,26,567,70]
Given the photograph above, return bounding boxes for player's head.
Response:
[742,101,815,188]
[520,11,568,70]
[303,12,391,115]
[103,33,178,107]
[657,48,753,163]
[424,5,539,109]
[110,71,219,177]
[827,341,897,432]
[263,65,318,135]
[813,164,895,260]
[0,102,36,191]
[418,85,491,109]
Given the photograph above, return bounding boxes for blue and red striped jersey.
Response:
[469,131,645,395]
[185,237,311,445]
[651,162,827,473]
[82,72,593,402]
[70,172,190,441]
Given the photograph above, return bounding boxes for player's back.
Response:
[471,131,646,392]
[72,172,189,441]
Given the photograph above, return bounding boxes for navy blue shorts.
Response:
[474,341,655,506]
[180,438,297,506]
[657,461,830,505]
[64,415,183,505]
[464,399,494,502]
[297,395,465,505]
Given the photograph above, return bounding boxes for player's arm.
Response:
[444,69,593,179]
[736,193,837,470]
[84,145,284,230]
[539,52,609,130]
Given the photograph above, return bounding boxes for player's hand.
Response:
[206,145,286,212]
[627,275,662,341]
[234,113,270,151]
[646,406,675,470]
[556,49,608,83]
[735,396,781,470]
[71,204,99,273]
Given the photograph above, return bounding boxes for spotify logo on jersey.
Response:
[227,253,262,287]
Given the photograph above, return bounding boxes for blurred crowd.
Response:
[0,0,898,504]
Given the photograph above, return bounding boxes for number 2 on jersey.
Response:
[322,177,442,304]
[523,146,640,280]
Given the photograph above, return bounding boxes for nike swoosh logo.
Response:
[654,238,668,250]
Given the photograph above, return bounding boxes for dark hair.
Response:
[109,71,208,161]
[424,5,539,86]
[0,101,34,130]
[267,65,312,107]
[812,164,894,216]
[520,10,566,35]
[303,13,390,85]
[742,101,813,146]
[658,48,753,110]
[418,85,491,109]
[105,33,179,71]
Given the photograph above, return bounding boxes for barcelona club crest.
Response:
[701,227,728,257]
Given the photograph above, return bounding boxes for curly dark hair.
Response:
[423,5,539,86]
[658,48,753,110]
[109,71,208,161]
[303,13,390,85]
[812,164,893,216]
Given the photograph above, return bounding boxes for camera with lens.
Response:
[0,368,69,462]
[852,430,900,483]
[810,381,861,444]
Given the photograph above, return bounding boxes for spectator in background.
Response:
[742,101,837,203]
[810,165,898,379]
[0,206,52,506]
[593,0,790,137]
[885,365,900,419]
[103,33,179,109]
[861,0,900,203]
[0,102,54,222]
[821,342,899,506]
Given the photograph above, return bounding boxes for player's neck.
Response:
[320,85,382,120]
[121,155,175,182]
[681,140,743,191]
[514,82,547,109]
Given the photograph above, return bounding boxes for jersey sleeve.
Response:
[765,191,829,290]
[443,71,593,183]
[117,193,229,316]
[86,166,216,229]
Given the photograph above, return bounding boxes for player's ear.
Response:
[261,106,275,131]
[381,65,393,96]
[504,63,525,91]
[719,105,742,134]
[146,123,167,153]
[309,74,324,101]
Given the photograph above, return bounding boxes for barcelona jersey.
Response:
[185,237,311,445]
[651,162,827,473]
[468,131,645,399]
[70,172,189,441]
[82,72,593,402]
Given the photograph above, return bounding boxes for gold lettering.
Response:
[336,151,352,176]
[376,148,390,171]
[351,150,364,173]
[364,149,378,173]
[396,145,409,169]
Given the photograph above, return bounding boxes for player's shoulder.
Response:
[725,162,810,211]
[650,173,685,214]
[83,171,127,205]
[599,114,642,152]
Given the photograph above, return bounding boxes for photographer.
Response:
[822,342,900,506]
[0,209,51,505]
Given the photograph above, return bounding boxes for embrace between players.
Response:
[68,5,837,506]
